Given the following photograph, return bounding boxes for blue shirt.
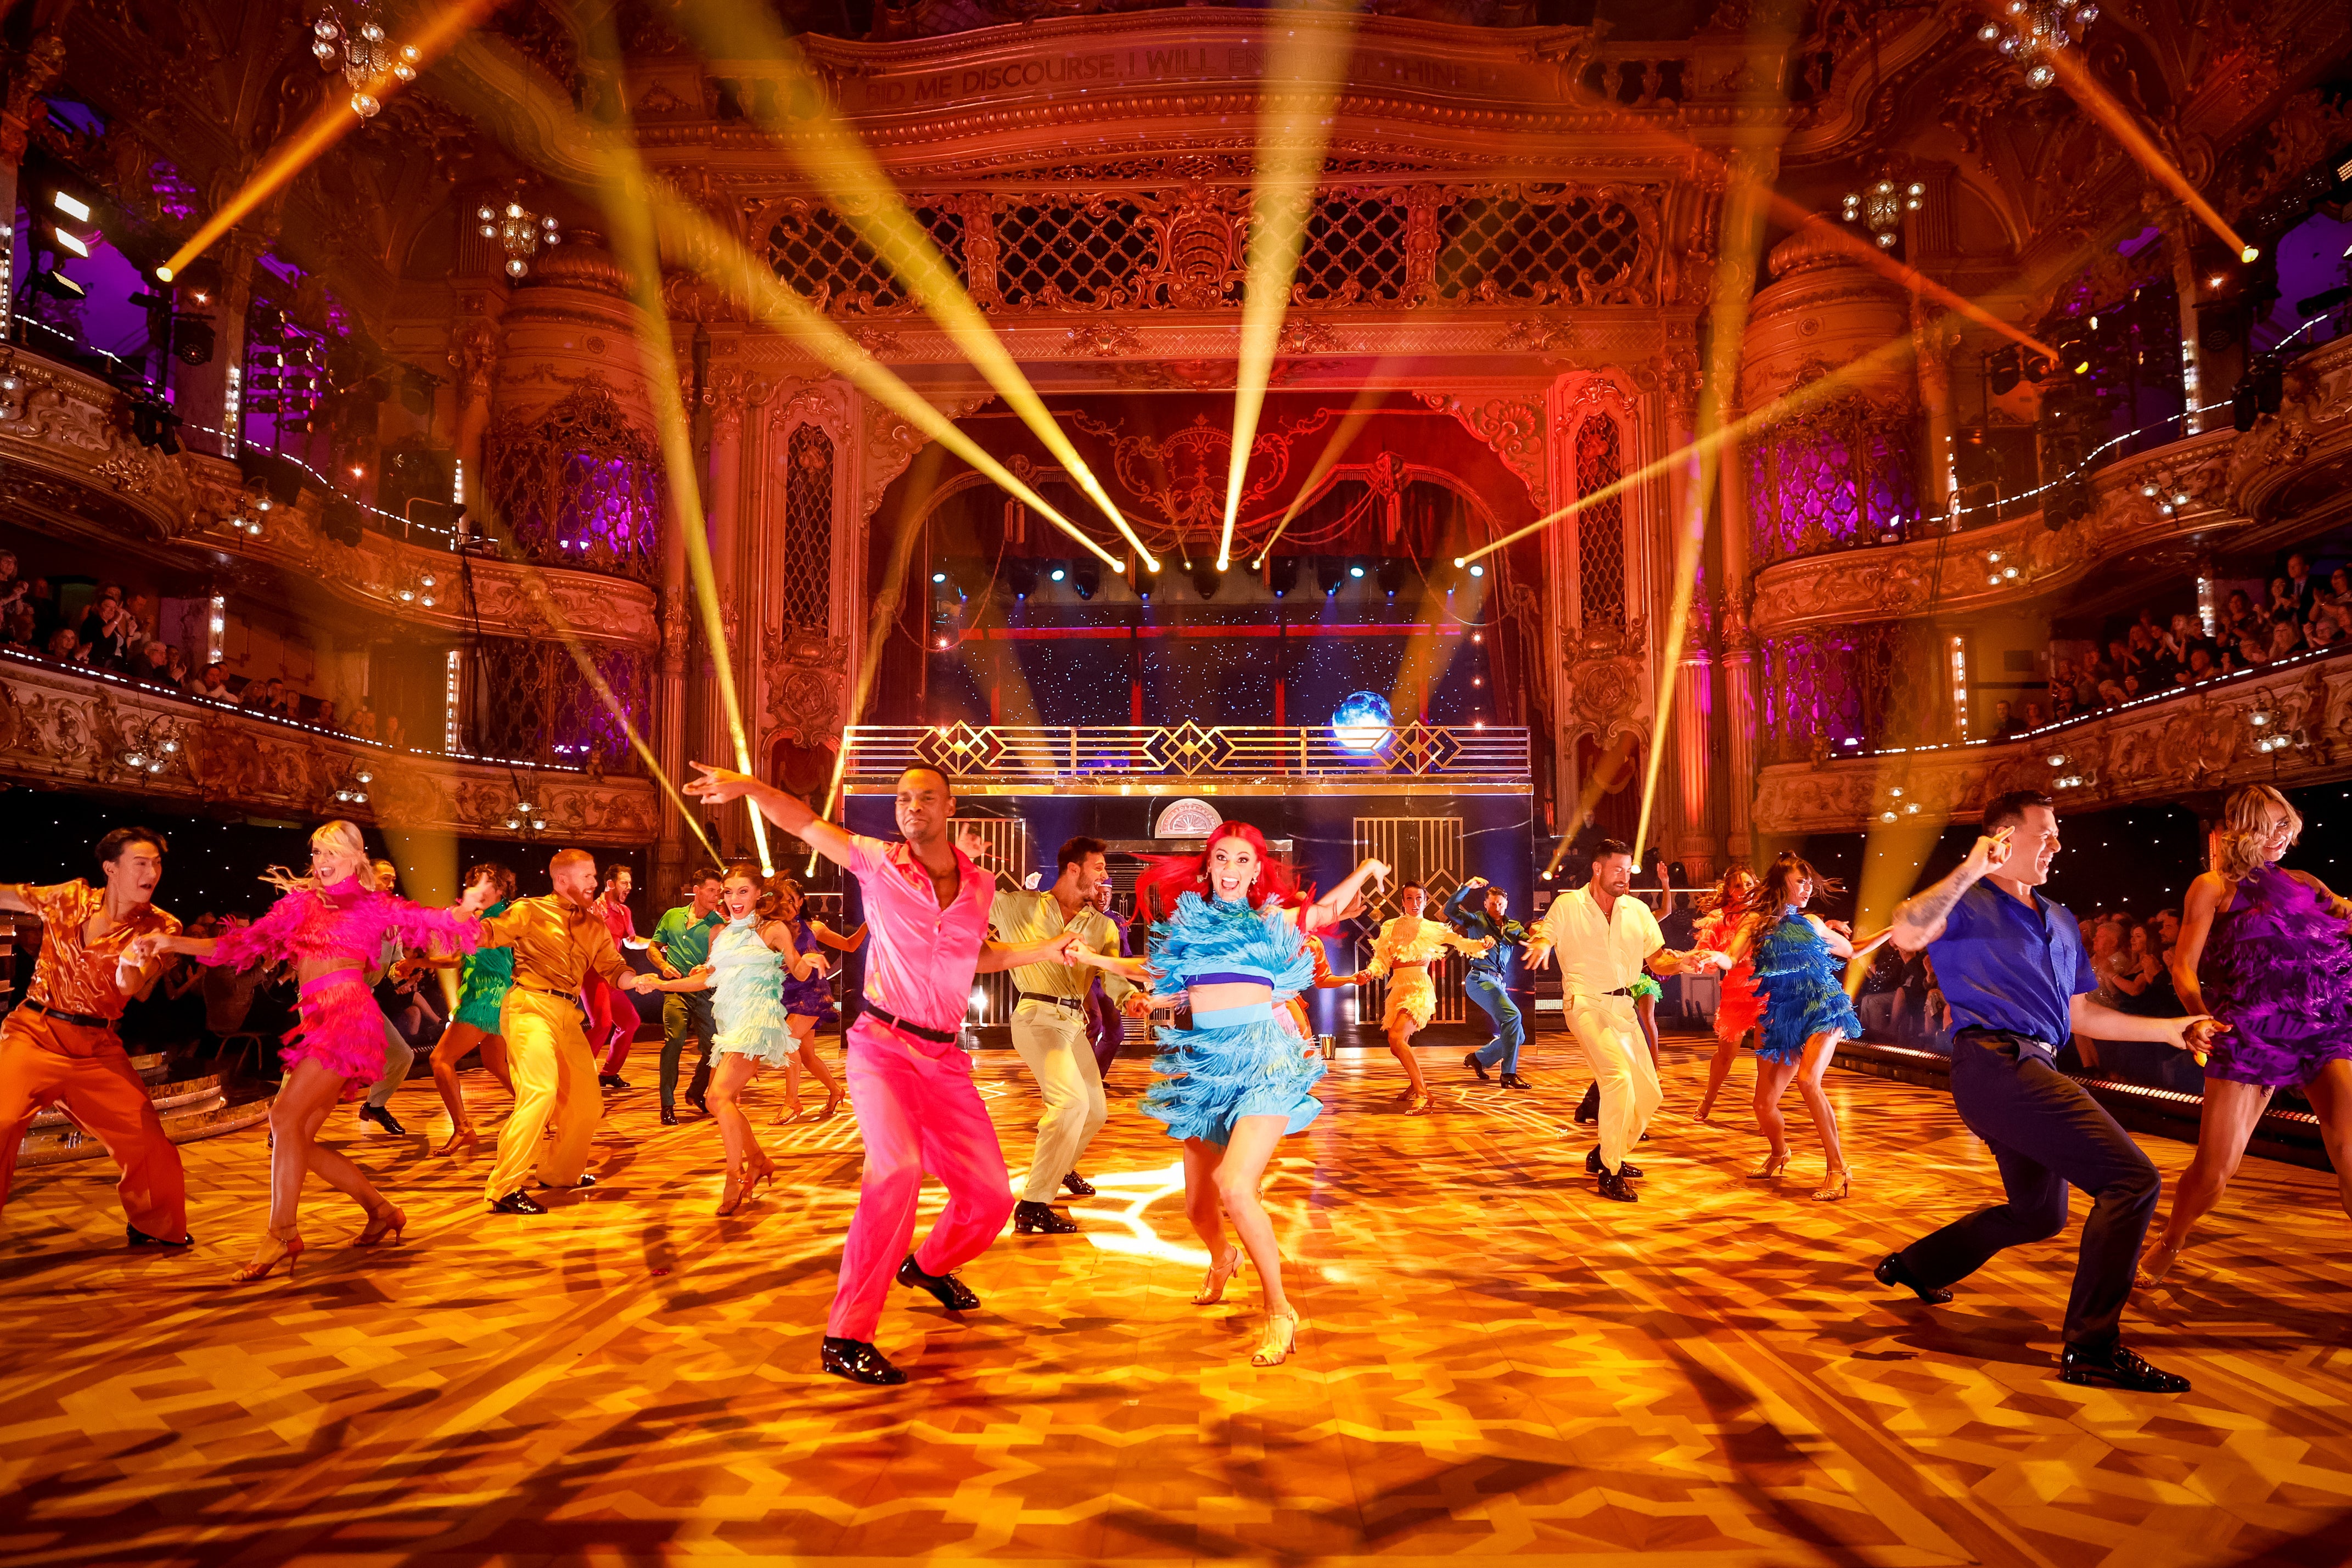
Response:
[1445,884,1528,979]
[1928,879,2096,1048]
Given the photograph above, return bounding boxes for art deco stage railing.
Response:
[1752,643,2352,835]
[0,652,661,845]
[842,721,1531,795]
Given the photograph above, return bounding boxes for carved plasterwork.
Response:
[859,389,996,522]
[1753,648,2352,836]
[0,347,201,541]
[0,656,660,843]
[762,625,850,749]
[1413,391,1548,512]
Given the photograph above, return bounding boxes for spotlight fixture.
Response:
[1048,563,1068,584]
[1071,560,1101,601]
[1267,556,1300,598]
[1316,557,1346,597]
[1006,559,1037,599]
[1189,563,1221,600]
[1348,560,1366,580]
[1376,559,1407,599]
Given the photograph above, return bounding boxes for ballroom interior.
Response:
[3,0,2351,1561]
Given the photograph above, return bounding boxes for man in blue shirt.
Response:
[1447,876,1532,1088]
[1881,789,2221,1393]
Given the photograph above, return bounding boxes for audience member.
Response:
[76,583,134,668]
[190,662,235,701]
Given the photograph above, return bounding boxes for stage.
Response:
[1,1037,2345,1566]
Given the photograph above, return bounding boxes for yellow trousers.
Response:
[485,988,600,1203]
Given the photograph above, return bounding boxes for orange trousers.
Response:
[0,1007,189,1240]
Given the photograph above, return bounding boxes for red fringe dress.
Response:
[1694,907,1763,1047]
[205,881,478,1094]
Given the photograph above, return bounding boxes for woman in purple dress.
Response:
[2137,785,2352,1286]
[766,878,861,1123]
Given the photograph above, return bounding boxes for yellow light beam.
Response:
[437,40,1127,574]
[670,0,1159,571]
[2042,29,2258,263]
[159,0,502,282]
[1220,1,1363,573]
[1251,376,1392,568]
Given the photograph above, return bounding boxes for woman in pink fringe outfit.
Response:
[137,821,482,1281]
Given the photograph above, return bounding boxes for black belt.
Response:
[23,998,111,1029]
[861,1001,960,1045]
[513,981,581,1000]
[1018,993,1088,1013]
[1955,1026,2056,1054]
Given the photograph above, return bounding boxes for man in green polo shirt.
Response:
[650,866,725,1126]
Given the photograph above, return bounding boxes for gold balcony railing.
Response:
[842,721,1530,795]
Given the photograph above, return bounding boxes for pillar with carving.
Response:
[1659,342,1716,881]
[1910,285,1958,522]
[1708,145,1773,868]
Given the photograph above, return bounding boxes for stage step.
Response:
[14,1059,276,1171]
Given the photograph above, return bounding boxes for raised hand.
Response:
[1959,824,2014,881]
[955,825,989,861]
[1464,875,1488,889]
[684,761,757,806]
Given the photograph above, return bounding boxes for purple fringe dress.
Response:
[2197,862,2352,1088]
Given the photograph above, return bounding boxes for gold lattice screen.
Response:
[965,815,1031,1029]
[1351,816,1467,1026]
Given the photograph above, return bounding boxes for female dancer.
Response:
[420,862,518,1153]
[1074,825,1386,1366]
[1365,882,1489,1114]
[765,878,861,1125]
[1724,852,1888,1201]
[134,822,480,1279]
[2137,785,2352,1285]
[1692,867,1762,1120]
[652,862,824,1215]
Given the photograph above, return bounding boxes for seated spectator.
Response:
[163,645,190,686]
[2023,700,2048,729]
[348,699,378,741]
[0,549,23,611]
[240,676,277,711]
[130,640,173,684]
[381,711,405,750]
[2096,677,2125,706]
[2266,575,2300,625]
[1,604,35,650]
[76,585,134,669]
[2270,618,2306,660]
[45,626,85,663]
[189,661,235,701]
[2313,613,2344,651]
[1990,698,2022,738]
[314,698,339,730]
[2178,645,2219,683]
[2119,672,2147,701]
[2235,633,2271,670]
[271,685,304,720]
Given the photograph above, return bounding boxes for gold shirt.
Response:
[478,894,631,995]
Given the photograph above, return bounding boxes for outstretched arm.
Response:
[811,920,866,952]
[1891,827,2011,949]
[683,762,855,870]
[1303,857,1388,934]
[976,931,1087,975]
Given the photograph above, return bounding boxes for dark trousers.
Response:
[1898,1029,2159,1350]
[660,992,715,1109]
[1086,989,1122,1080]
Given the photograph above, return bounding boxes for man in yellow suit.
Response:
[478,848,665,1214]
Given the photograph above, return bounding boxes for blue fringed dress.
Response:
[1751,905,1861,1063]
[1140,892,1323,1145]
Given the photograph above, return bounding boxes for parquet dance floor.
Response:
[2,1033,2347,1567]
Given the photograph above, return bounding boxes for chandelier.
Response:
[1841,176,1924,249]
[1975,0,2098,91]
[477,200,560,279]
[312,1,419,119]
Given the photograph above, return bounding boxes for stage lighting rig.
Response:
[1189,563,1221,600]
[1316,557,1345,597]
[1267,557,1301,598]
[1006,559,1038,599]
[1071,560,1101,601]
[1376,559,1407,599]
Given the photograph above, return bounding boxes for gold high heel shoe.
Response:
[2134,1239,2185,1289]
[716,1170,747,1217]
[1750,1150,1792,1181]
[1251,1306,1300,1367]
[1193,1244,1244,1305]
[1813,1166,1851,1202]
[745,1150,778,1199]
[231,1226,304,1283]
[356,1201,407,1245]
[1402,1089,1435,1115]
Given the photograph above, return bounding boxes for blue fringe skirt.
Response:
[1139,1001,1324,1147]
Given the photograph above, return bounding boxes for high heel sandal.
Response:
[1750,1150,1792,1181]
[1193,1244,1244,1305]
[1402,1090,1434,1115]
[1813,1166,1851,1202]
[356,1201,407,1245]
[439,1125,479,1156]
[716,1170,747,1217]
[817,1088,844,1122]
[231,1226,304,1283]
[745,1151,778,1199]
[1251,1306,1300,1367]
[2134,1240,2185,1289]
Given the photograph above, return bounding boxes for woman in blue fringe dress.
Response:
[1074,822,1386,1367]
[1725,852,1889,1202]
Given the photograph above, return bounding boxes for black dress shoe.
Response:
[598,1074,626,1090]
[1060,1170,1096,1197]
[1585,1148,1643,1179]
[1013,1200,1079,1235]
[2059,1341,2191,1392]
[1498,1072,1530,1089]
[358,1103,407,1136]
[686,1095,709,1117]
[1574,1082,1601,1125]
[659,1106,680,1126]
[1463,1052,1491,1083]
[1873,1252,1955,1305]
[489,1190,547,1216]
[821,1336,908,1385]
[1595,1170,1638,1203]
[126,1224,193,1247]
[535,1173,599,1190]
[897,1253,981,1310]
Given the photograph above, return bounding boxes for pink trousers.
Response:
[828,1015,1016,1341]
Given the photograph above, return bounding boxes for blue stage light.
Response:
[1049,566,1067,582]
[1469,563,1485,578]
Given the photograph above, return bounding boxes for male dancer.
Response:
[1879,789,2220,1392]
[476,848,662,1214]
[0,828,191,1245]
[649,867,723,1126]
[1525,839,1724,1201]
[1450,876,1531,1088]
[357,858,418,1136]
[961,830,1132,1234]
[587,862,642,1090]
[1084,880,1131,1081]
[686,761,1086,1386]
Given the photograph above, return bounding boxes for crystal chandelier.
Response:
[477,200,560,279]
[1975,0,2098,91]
[1841,176,1923,249]
[312,1,420,119]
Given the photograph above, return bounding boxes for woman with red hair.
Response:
[1076,822,1386,1368]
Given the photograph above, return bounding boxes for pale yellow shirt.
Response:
[988,889,1132,1004]
[1535,885,1664,1001]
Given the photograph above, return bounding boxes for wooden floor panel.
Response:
[1,1035,2346,1567]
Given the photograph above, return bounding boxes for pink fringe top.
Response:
[205,880,479,974]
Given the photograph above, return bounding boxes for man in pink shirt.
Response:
[586,863,642,1089]
[685,761,1081,1385]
